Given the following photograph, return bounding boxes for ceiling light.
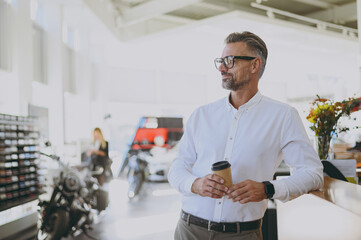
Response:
[316,24,326,30]
[250,2,357,38]
[348,31,356,38]
[266,10,275,19]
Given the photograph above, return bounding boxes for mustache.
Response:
[221,72,233,76]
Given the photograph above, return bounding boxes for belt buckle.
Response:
[208,222,226,232]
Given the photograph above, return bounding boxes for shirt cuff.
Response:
[271,179,288,202]
[184,175,199,196]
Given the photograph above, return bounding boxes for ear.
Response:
[251,58,261,74]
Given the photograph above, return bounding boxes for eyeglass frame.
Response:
[214,55,256,70]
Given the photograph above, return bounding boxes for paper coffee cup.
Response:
[211,161,233,188]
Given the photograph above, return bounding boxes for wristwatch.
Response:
[263,181,275,199]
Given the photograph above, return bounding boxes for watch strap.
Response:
[263,181,275,199]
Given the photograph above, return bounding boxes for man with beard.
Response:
[168,31,323,240]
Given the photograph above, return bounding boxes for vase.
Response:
[317,135,332,160]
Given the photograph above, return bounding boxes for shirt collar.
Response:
[225,91,263,112]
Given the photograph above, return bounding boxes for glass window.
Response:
[63,45,76,93]
[30,0,46,29]
[0,0,12,71]
[62,25,79,51]
[32,24,47,84]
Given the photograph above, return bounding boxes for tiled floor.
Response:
[65,178,182,240]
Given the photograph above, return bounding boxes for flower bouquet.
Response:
[306,95,361,160]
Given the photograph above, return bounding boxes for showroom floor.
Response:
[20,178,182,240]
[80,179,182,240]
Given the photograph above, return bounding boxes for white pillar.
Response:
[357,0,361,94]
[12,0,33,115]
[42,1,65,154]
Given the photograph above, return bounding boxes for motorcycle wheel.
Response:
[119,157,129,177]
[128,169,144,199]
[37,209,69,240]
[96,188,109,212]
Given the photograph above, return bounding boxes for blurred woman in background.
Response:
[88,127,112,185]
[89,127,108,160]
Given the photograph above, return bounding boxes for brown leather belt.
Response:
[181,210,262,233]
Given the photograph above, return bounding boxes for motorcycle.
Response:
[88,154,113,186]
[127,151,148,199]
[127,145,178,199]
[120,116,183,199]
[37,153,109,240]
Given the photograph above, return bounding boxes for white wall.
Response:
[0,0,109,157]
[102,12,360,134]
[0,2,360,155]
[0,71,19,115]
[0,0,28,115]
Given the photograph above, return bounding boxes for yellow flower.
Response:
[306,104,333,123]
[307,95,361,159]
[307,95,361,137]
[306,109,316,123]
[316,104,333,113]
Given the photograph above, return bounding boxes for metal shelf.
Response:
[0,113,41,215]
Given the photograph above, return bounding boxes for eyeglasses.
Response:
[214,55,256,70]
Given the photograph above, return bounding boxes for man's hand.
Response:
[191,174,229,198]
[227,180,267,204]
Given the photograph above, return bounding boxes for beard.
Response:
[221,72,250,91]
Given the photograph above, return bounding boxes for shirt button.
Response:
[230,137,232,140]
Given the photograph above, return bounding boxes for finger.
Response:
[227,182,246,193]
[228,183,247,196]
[232,191,249,202]
[207,174,225,184]
[235,189,265,203]
[205,190,223,199]
[239,196,252,204]
[208,193,223,199]
[206,180,228,193]
[205,186,227,197]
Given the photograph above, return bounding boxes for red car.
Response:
[118,117,183,176]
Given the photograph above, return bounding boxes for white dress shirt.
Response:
[168,91,324,222]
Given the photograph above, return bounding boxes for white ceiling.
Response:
[83,0,358,41]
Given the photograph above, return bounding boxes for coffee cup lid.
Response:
[212,161,231,171]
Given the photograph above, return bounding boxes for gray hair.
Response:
[225,31,268,78]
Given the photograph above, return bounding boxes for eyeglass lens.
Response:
[215,56,233,69]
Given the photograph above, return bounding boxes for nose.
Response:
[218,61,227,72]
